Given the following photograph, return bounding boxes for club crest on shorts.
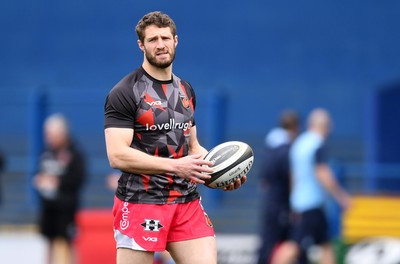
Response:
[179,93,190,108]
[204,212,213,228]
[141,219,163,232]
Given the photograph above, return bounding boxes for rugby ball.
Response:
[345,237,400,264]
[203,141,254,189]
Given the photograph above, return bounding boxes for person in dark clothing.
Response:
[257,110,299,264]
[33,113,86,264]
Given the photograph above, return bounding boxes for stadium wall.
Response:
[1,1,400,207]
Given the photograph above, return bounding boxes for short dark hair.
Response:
[280,110,299,132]
[135,11,177,43]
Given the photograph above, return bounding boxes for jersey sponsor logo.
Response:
[120,202,130,230]
[146,100,162,106]
[143,236,158,242]
[144,94,166,112]
[145,119,192,132]
[141,219,163,232]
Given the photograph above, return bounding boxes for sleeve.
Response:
[104,85,137,129]
[315,144,328,164]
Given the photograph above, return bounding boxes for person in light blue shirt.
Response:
[290,128,327,213]
[272,108,351,264]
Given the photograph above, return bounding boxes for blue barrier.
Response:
[27,88,47,208]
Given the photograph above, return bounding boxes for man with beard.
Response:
[104,11,246,264]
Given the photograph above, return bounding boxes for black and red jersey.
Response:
[104,67,200,204]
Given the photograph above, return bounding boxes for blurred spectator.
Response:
[272,108,351,264]
[257,110,300,264]
[33,113,86,264]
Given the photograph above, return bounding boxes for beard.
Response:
[145,48,176,69]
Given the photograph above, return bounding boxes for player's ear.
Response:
[138,39,145,52]
[174,35,178,47]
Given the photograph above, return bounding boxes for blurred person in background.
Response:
[33,113,86,264]
[272,108,351,264]
[257,110,300,264]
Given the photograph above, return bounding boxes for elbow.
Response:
[108,159,118,169]
[107,154,122,170]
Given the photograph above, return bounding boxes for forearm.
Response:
[105,127,176,175]
[108,146,175,175]
[189,143,208,158]
[104,127,213,183]
[316,164,347,201]
[187,127,208,158]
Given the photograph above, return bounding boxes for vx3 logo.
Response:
[146,101,162,106]
[143,236,158,242]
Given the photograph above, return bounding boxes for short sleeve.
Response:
[104,85,136,129]
[315,144,328,164]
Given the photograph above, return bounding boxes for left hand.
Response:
[223,175,247,191]
[34,174,60,190]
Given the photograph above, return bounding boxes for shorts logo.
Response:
[204,212,213,228]
[143,236,158,242]
[120,202,130,230]
[141,219,163,232]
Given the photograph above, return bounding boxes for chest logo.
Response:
[146,100,162,106]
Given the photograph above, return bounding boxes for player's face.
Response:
[139,25,177,69]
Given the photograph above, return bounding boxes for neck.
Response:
[142,61,173,81]
[310,127,326,138]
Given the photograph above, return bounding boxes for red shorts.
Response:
[112,197,215,251]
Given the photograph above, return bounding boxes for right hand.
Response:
[173,154,214,184]
[338,191,352,211]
